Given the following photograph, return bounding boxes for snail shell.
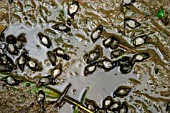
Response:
[53,47,70,61]
[84,62,97,76]
[51,63,62,78]
[91,25,103,43]
[16,51,28,71]
[113,86,131,98]
[118,102,128,113]
[6,35,17,44]
[68,1,79,17]
[108,100,121,111]
[133,36,146,47]
[15,33,27,49]
[1,76,21,86]
[132,52,150,62]
[102,96,113,109]
[122,0,135,6]
[103,37,119,49]
[7,43,19,55]
[38,32,52,48]
[110,49,125,59]
[52,23,71,33]
[27,57,43,71]
[84,99,99,112]
[47,51,57,66]
[125,18,141,29]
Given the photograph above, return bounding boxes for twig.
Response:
[118,43,136,53]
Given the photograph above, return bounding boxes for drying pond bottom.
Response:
[0,0,170,113]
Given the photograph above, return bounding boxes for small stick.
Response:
[118,43,136,53]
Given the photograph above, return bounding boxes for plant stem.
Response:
[65,97,94,113]
[118,43,136,53]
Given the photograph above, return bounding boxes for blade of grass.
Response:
[81,87,89,103]
[74,87,90,113]
[65,97,94,113]
[157,7,165,19]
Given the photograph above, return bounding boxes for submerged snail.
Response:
[110,49,125,59]
[101,60,114,71]
[119,62,134,74]
[7,43,19,55]
[118,56,131,66]
[52,23,71,33]
[38,75,56,86]
[118,56,135,74]
[113,86,131,98]
[108,100,121,112]
[68,1,79,18]
[84,99,99,112]
[103,37,112,48]
[15,33,27,49]
[97,59,117,72]
[16,50,28,71]
[27,57,43,71]
[53,47,70,61]
[38,32,52,48]
[118,102,128,113]
[102,96,114,109]
[91,25,103,43]
[124,18,141,29]
[122,0,135,6]
[47,51,57,66]
[84,45,103,64]
[6,35,17,44]
[103,37,119,49]
[84,62,97,76]
[37,90,46,111]
[1,76,21,86]
[133,35,147,47]
[132,52,150,62]
[5,35,18,55]
[51,63,62,78]
[0,54,15,66]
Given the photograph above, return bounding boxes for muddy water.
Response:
[0,0,170,113]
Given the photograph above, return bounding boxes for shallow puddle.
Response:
[0,0,170,113]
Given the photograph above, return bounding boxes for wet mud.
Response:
[0,0,170,113]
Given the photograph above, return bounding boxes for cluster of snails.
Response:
[83,0,151,76]
[83,85,131,113]
[84,23,149,76]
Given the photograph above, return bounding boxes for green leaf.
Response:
[73,106,79,113]
[44,87,61,98]
[81,87,89,103]
[157,7,165,18]
[73,87,89,113]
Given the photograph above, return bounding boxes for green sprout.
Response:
[157,7,165,19]
[74,87,89,113]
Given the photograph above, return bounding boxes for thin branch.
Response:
[118,43,137,53]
